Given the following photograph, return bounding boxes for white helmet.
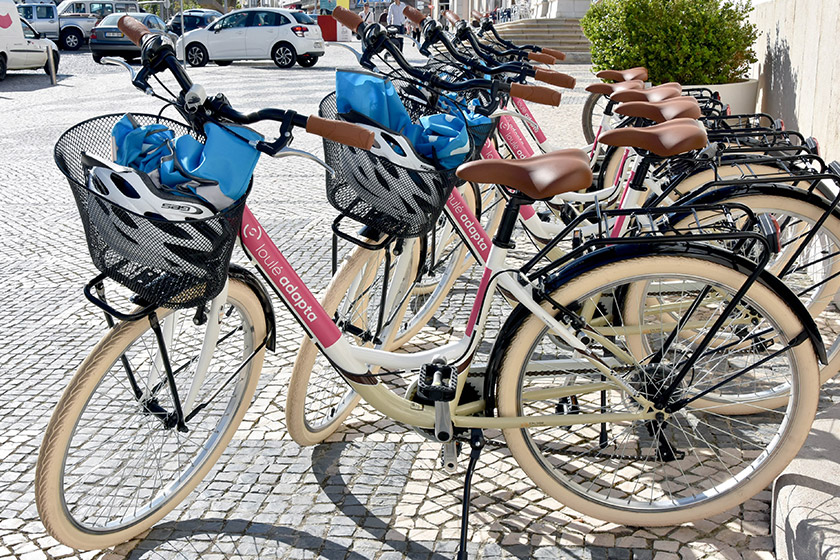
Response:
[82,152,217,221]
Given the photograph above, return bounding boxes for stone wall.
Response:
[750,0,840,160]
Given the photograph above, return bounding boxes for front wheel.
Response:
[60,29,82,51]
[271,42,296,68]
[35,279,267,549]
[0,54,6,81]
[185,42,208,67]
[496,254,818,525]
[285,240,420,445]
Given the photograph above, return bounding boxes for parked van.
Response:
[0,0,60,80]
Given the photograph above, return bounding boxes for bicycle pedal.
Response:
[440,441,461,473]
[416,359,457,442]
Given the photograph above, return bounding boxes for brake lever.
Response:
[488,109,537,129]
[272,146,335,176]
[395,33,425,53]
[327,42,363,63]
[102,56,137,81]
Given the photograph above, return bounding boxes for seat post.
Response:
[494,193,527,248]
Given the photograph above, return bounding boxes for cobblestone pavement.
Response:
[2,44,839,560]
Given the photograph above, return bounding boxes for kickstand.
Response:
[456,428,485,560]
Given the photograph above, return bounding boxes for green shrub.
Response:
[581,0,758,85]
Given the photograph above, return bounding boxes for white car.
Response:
[0,0,59,80]
[176,8,324,69]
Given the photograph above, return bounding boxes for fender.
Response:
[674,182,840,219]
[483,242,826,416]
[229,264,276,352]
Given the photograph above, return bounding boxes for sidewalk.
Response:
[0,45,830,560]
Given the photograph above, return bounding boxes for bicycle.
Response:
[284,10,840,444]
[36,14,823,559]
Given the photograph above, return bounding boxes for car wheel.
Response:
[60,29,83,51]
[271,42,296,69]
[185,43,208,67]
[215,60,232,66]
[297,54,317,67]
[43,51,59,75]
[0,55,6,81]
[92,53,103,64]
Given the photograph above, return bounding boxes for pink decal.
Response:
[610,168,636,238]
[511,97,548,143]
[498,116,535,159]
[519,204,536,220]
[0,13,12,29]
[465,268,492,336]
[240,206,341,347]
[480,140,502,160]
[589,125,603,159]
[446,188,491,261]
[611,149,630,188]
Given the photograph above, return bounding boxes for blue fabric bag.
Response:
[334,71,478,169]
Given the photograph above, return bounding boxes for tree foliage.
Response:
[581,0,758,85]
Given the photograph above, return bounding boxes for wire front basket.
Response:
[55,113,246,310]
[319,81,463,239]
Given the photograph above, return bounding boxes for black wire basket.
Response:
[319,78,470,239]
[55,113,247,310]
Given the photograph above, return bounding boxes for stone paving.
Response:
[1,42,838,560]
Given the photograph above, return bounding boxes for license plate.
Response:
[105,32,123,37]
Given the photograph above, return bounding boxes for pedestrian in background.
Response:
[361,2,374,24]
[387,0,406,52]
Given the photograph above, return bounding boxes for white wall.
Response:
[750,0,840,160]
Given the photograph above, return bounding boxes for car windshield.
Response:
[291,12,315,24]
[98,12,138,25]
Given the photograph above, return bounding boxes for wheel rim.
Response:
[65,34,79,48]
[512,266,803,514]
[187,46,204,66]
[58,299,257,533]
[274,47,292,66]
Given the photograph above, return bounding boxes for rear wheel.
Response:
[185,43,208,67]
[91,53,102,64]
[271,42,296,68]
[0,54,6,81]
[497,254,818,525]
[215,60,232,66]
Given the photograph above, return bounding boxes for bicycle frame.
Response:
[239,198,656,433]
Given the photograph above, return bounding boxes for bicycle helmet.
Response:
[82,152,217,220]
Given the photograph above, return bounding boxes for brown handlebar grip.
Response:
[535,68,576,89]
[118,15,152,47]
[444,10,461,24]
[541,47,566,61]
[307,116,375,151]
[403,5,425,24]
[332,6,363,33]
[471,9,484,20]
[509,83,561,106]
[528,52,555,65]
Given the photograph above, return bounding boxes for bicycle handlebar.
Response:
[444,10,460,25]
[404,5,424,24]
[116,15,374,152]
[332,6,362,33]
[528,52,555,65]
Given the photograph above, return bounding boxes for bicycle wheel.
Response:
[581,92,605,145]
[496,254,818,526]
[390,183,487,348]
[36,278,267,549]
[668,189,840,386]
[285,239,420,446]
